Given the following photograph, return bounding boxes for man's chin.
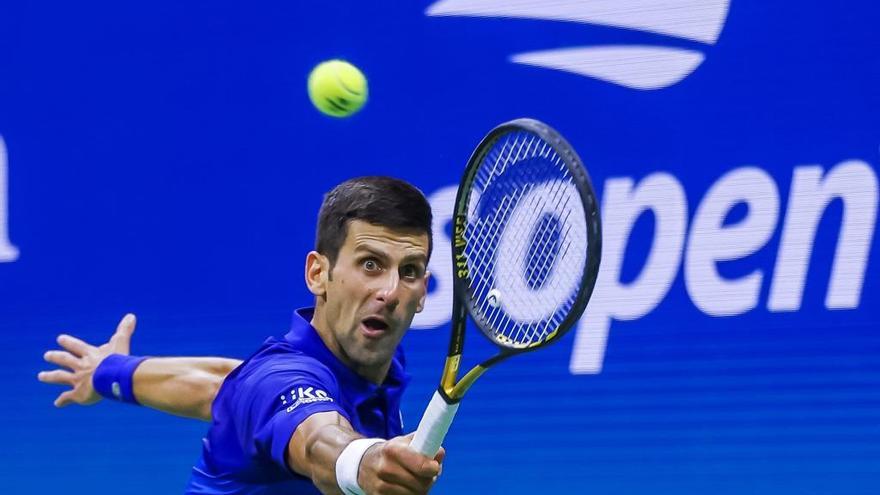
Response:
[348,344,395,369]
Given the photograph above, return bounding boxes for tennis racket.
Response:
[410,118,602,457]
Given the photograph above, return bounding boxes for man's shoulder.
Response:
[211,336,347,432]
[235,337,335,383]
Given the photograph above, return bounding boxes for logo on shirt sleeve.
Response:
[280,387,334,413]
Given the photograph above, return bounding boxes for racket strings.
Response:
[493,184,578,344]
[463,131,589,347]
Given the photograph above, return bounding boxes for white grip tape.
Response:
[409,391,460,457]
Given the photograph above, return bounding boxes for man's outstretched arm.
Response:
[130,356,241,420]
[289,411,444,495]
[37,313,241,421]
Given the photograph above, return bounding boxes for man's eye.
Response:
[363,259,379,271]
[402,265,422,279]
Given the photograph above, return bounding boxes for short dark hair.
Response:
[316,176,433,266]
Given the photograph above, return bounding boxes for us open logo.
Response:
[281,387,334,413]
[415,166,878,374]
[426,0,731,90]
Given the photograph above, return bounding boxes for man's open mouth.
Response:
[360,317,389,338]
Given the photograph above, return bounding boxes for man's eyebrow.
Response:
[354,245,389,261]
[354,245,427,265]
[401,253,428,265]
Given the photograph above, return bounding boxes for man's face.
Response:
[313,220,430,378]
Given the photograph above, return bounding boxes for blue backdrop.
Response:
[3,1,879,493]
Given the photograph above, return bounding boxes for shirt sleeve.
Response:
[232,355,349,475]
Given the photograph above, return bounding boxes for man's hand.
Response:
[37,313,137,407]
[358,434,445,495]
[289,413,445,495]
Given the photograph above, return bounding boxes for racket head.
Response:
[452,118,601,352]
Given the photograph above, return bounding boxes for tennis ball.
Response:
[307,59,368,117]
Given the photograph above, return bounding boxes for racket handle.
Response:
[409,390,460,457]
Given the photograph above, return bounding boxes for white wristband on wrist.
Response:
[336,438,385,495]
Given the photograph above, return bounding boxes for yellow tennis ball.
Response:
[307,59,368,117]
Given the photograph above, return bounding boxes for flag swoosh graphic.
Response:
[426,0,730,90]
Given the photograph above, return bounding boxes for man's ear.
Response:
[305,251,330,297]
[416,270,431,313]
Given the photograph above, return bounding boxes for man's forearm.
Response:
[288,412,441,495]
[288,412,357,493]
[133,357,241,421]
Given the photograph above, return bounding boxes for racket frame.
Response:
[438,118,602,403]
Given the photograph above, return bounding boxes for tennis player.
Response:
[38,176,444,495]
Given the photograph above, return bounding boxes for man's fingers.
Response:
[401,432,444,472]
[37,369,75,386]
[110,313,136,353]
[43,350,80,370]
[367,481,415,495]
[366,439,441,495]
[54,390,77,408]
[434,446,445,476]
[376,468,434,495]
[388,441,442,479]
[373,481,421,495]
[373,457,434,495]
[57,334,92,357]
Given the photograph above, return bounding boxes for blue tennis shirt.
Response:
[185,307,410,494]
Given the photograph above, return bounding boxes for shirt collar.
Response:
[284,307,410,402]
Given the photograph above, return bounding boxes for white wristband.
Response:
[336,438,385,495]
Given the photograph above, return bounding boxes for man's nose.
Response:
[375,271,401,309]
